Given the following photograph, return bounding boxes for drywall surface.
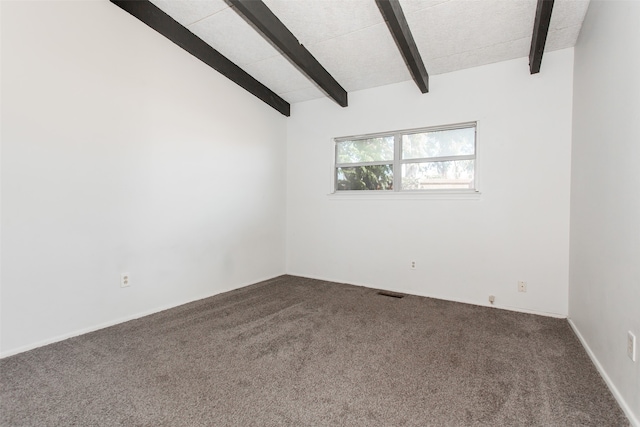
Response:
[287,49,574,317]
[569,1,640,423]
[1,1,286,356]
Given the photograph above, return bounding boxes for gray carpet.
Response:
[0,275,629,426]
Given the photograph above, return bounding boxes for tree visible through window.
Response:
[334,123,477,192]
[335,137,394,191]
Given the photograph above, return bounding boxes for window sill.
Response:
[327,190,482,201]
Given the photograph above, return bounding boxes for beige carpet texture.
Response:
[0,275,629,426]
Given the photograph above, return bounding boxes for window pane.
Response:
[401,160,474,190]
[402,127,475,160]
[336,165,393,191]
[336,137,394,164]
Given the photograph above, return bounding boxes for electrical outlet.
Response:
[489,295,495,304]
[411,261,416,270]
[628,331,637,362]
[518,281,527,292]
[120,273,130,288]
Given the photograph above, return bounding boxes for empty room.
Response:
[1,0,638,425]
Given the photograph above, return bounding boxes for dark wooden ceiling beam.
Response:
[529,0,555,74]
[110,0,290,116]
[227,0,348,108]
[376,0,429,93]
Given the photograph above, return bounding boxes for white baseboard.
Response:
[287,272,567,318]
[0,274,283,359]
[7,274,634,426]
[568,318,639,427]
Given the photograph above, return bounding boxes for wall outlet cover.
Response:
[518,281,527,292]
[120,273,130,288]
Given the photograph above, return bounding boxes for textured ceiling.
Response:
[150,0,590,104]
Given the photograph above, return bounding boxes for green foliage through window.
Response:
[336,165,393,191]
[335,123,476,192]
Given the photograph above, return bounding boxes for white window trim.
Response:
[329,121,481,199]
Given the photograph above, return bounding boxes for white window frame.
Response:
[332,121,479,195]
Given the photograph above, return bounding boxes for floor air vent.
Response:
[377,291,405,299]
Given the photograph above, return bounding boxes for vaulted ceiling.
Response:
[114,0,590,114]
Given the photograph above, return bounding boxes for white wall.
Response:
[287,49,574,317]
[0,1,286,356]
[569,1,640,423]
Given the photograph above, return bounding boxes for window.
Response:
[334,122,477,193]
